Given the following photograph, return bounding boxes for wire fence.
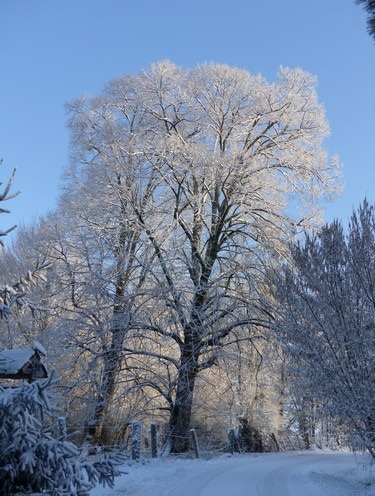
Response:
[78,420,350,462]
[60,409,369,467]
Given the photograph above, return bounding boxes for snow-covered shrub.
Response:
[0,375,126,495]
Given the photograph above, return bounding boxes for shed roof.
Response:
[0,349,37,375]
[0,347,48,380]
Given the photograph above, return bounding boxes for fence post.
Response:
[190,428,200,459]
[132,421,142,461]
[57,416,68,440]
[150,423,158,458]
[228,428,236,454]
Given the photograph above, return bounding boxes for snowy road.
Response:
[91,451,375,496]
[166,453,351,496]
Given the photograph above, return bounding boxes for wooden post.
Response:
[150,423,158,458]
[58,416,67,440]
[132,421,142,461]
[190,428,200,459]
[235,429,241,453]
[228,428,236,454]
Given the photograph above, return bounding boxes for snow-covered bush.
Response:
[0,375,126,495]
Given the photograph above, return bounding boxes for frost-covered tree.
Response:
[272,200,375,455]
[0,163,126,493]
[190,335,287,446]
[63,61,341,452]
[0,161,18,244]
[42,193,155,443]
[0,162,50,323]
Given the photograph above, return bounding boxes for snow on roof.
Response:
[32,340,46,356]
[0,349,39,375]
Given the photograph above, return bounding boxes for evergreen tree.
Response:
[356,0,375,41]
[0,376,125,495]
[272,200,375,455]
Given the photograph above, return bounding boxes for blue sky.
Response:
[1,0,374,235]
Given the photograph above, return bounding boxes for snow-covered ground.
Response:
[91,449,375,496]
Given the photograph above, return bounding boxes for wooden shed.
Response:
[0,341,48,382]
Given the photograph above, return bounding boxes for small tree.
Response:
[0,376,125,495]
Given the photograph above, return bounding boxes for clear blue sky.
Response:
[1,0,374,234]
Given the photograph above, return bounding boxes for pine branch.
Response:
[356,0,375,41]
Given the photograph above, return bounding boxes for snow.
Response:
[32,339,47,356]
[90,450,375,496]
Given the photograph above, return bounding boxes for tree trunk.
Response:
[168,350,198,453]
[91,268,129,444]
[90,341,123,444]
[89,218,139,444]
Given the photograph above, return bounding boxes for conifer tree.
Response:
[273,200,375,455]
[356,0,375,41]
[0,376,125,495]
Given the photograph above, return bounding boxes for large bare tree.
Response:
[64,61,341,451]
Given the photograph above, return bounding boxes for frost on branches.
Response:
[0,376,126,495]
[0,162,126,494]
[62,60,341,451]
[272,200,375,456]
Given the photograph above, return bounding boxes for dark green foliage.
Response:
[238,418,263,453]
[356,0,375,41]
